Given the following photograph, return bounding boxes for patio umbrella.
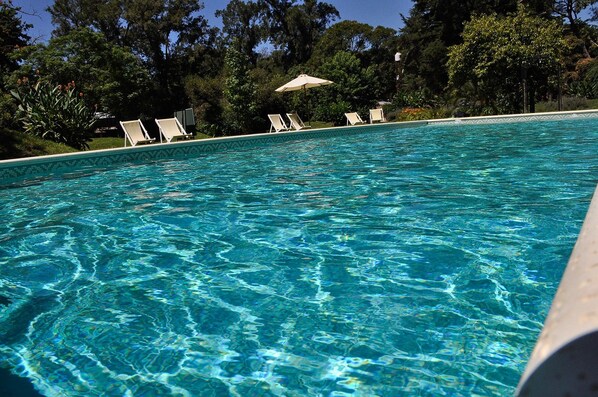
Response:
[275,74,333,122]
[275,74,334,93]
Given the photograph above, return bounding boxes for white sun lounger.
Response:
[120,119,156,147]
[286,112,311,131]
[369,108,386,124]
[268,114,290,133]
[345,112,365,125]
[155,117,192,143]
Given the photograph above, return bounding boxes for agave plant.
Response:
[11,81,97,150]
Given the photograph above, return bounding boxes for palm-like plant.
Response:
[11,80,97,149]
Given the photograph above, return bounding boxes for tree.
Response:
[554,0,595,27]
[262,0,339,67]
[48,0,217,116]
[21,28,151,120]
[222,44,259,135]
[364,26,401,101]
[311,20,374,62]
[553,0,597,57]
[0,1,30,127]
[398,0,523,95]
[48,0,123,43]
[216,0,266,64]
[0,2,30,72]
[311,21,399,101]
[313,51,376,124]
[447,5,567,114]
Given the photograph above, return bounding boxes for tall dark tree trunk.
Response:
[529,77,536,113]
[565,0,591,58]
[522,66,528,113]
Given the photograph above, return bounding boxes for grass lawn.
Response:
[89,132,214,151]
[88,137,125,150]
[0,128,77,160]
[309,121,334,129]
[0,128,218,160]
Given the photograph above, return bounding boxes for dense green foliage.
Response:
[400,0,597,111]
[399,0,519,97]
[216,0,266,64]
[313,51,375,124]
[48,0,219,116]
[0,2,29,78]
[223,45,260,134]
[448,6,567,114]
[0,2,30,128]
[570,58,598,97]
[12,81,97,149]
[1,0,598,158]
[21,28,151,119]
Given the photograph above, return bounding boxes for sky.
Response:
[12,0,413,43]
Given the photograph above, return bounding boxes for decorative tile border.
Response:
[0,122,426,186]
[2,109,597,186]
[428,109,598,125]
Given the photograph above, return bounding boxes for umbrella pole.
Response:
[304,86,310,125]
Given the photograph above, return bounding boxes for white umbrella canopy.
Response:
[275,74,334,92]
[275,74,333,122]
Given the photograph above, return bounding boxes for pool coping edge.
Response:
[516,184,598,396]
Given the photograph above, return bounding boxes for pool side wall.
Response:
[427,109,598,125]
[0,122,425,185]
[516,185,598,396]
[2,110,598,186]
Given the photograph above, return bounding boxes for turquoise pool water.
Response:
[0,119,597,396]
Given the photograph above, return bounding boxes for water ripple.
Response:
[0,119,597,395]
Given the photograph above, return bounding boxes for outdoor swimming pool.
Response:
[0,117,597,396]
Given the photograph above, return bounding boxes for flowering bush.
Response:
[11,80,97,149]
[398,107,428,121]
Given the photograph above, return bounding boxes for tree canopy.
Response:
[0,2,31,126]
[19,28,152,118]
[48,0,218,115]
[216,0,266,64]
[448,5,567,114]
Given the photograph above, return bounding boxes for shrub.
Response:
[397,107,424,121]
[313,100,350,125]
[582,60,598,98]
[0,91,17,129]
[222,46,259,135]
[535,96,591,112]
[11,80,97,149]
[568,80,598,99]
[396,106,453,121]
[393,89,437,109]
